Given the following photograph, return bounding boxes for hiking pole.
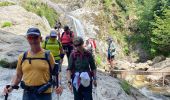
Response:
[4,85,10,100]
[55,63,60,100]
[4,85,19,100]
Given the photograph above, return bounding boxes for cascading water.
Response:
[67,15,85,38]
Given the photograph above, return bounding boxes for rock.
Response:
[0,5,49,37]
[152,55,166,65]
[0,30,29,68]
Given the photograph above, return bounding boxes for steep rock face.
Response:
[0,30,29,68]
[0,5,49,36]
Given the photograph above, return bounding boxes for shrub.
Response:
[0,1,15,7]
[21,0,59,27]
[1,21,12,28]
[120,80,131,95]
[0,59,9,68]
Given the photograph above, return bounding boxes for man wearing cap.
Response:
[42,29,64,72]
[67,36,97,100]
[3,27,63,100]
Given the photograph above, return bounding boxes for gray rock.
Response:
[0,30,29,68]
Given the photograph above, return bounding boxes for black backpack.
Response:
[20,50,52,80]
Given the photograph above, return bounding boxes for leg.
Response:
[66,45,73,60]
[81,82,93,100]
[22,91,35,100]
[73,86,83,100]
[36,93,52,100]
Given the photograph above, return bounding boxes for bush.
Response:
[120,80,131,95]
[0,59,9,68]
[1,21,12,28]
[95,54,102,65]
[0,1,15,7]
[22,0,59,27]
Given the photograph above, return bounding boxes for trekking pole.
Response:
[4,85,10,100]
[4,85,19,100]
[55,63,60,100]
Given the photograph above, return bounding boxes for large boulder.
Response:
[0,30,29,68]
[0,5,49,36]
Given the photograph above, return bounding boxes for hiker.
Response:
[107,37,116,70]
[84,38,93,54]
[67,36,97,100]
[60,25,74,61]
[42,29,64,72]
[54,20,62,41]
[3,27,62,100]
[84,38,97,56]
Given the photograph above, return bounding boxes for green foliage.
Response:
[120,80,131,94]
[0,59,9,68]
[95,54,102,65]
[22,0,59,27]
[103,0,113,11]
[0,1,15,7]
[1,21,12,28]
[151,6,170,55]
[115,0,128,12]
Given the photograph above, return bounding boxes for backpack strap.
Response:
[20,50,52,82]
[20,51,28,65]
[44,50,52,82]
[61,31,73,39]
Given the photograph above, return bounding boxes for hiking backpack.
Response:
[20,50,53,80]
[60,31,73,42]
[70,50,94,77]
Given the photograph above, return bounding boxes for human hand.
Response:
[93,80,97,87]
[67,81,73,92]
[3,85,13,95]
[55,86,63,95]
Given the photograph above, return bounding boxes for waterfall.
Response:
[67,15,85,39]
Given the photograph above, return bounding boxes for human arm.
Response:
[3,54,23,94]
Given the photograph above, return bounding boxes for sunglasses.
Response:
[50,36,57,38]
[27,35,39,40]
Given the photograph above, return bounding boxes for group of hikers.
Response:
[3,21,116,100]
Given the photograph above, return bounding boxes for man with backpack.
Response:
[3,27,62,100]
[42,29,64,72]
[60,25,74,61]
[67,36,97,100]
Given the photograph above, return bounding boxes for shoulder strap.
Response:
[61,31,73,39]
[44,50,52,80]
[70,31,72,38]
[61,32,65,39]
[20,51,28,65]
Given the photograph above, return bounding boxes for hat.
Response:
[50,29,57,37]
[80,72,90,87]
[26,27,41,36]
[73,36,84,46]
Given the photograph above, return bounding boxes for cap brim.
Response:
[50,34,57,37]
[27,32,40,36]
